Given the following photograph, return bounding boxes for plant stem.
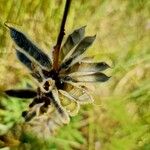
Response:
[53,0,72,71]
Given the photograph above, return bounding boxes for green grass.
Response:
[0,0,150,149]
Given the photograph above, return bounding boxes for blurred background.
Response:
[0,0,150,149]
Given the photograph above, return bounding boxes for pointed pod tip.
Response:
[4,22,11,29]
[88,34,96,42]
[4,23,21,34]
[84,35,96,41]
[76,25,87,32]
[4,90,11,95]
[105,76,111,81]
[93,34,97,38]
[88,34,96,40]
[82,25,87,29]
[104,62,111,69]
[108,76,111,79]
[92,34,96,42]
[107,64,111,68]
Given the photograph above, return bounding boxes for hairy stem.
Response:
[53,0,72,71]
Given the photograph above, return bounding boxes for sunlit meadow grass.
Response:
[0,0,150,150]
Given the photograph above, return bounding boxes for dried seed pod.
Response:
[5,89,37,98]
[5,24,52,70]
